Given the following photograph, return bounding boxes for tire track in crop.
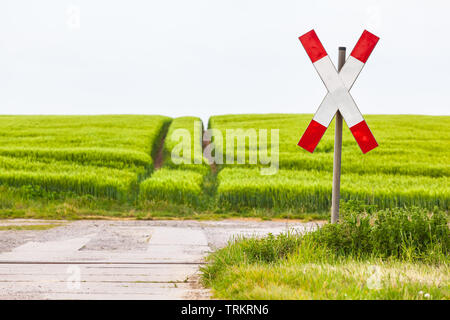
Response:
[202,128,217,174]
[202,126,219,200]
[153,121,172,170]
[153,136,166,170]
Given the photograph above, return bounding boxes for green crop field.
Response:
[217,168,448,211]
[0,115,171,202]
[209,114,449,176]
[0,114,448,219]
[209,114,449,213]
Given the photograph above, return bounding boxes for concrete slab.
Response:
[0,281,209,299]
[0,264,200,282]
[0,235,94,261]
[148,227,208,246]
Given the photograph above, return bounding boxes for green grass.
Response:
[0,224,63,231]
[203,258,449,299]
[202,207,450,300]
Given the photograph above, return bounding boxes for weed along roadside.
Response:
[201,205,449,300]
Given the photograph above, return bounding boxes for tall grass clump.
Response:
[310,206,449,263]
[202,207,449,300]
[203,207,449,282]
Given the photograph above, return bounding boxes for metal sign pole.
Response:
[331,47,346,224]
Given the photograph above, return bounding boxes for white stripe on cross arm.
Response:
[312,56,365,127]
[312,56,364,127]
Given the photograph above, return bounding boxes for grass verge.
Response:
[201,206,449,300]
[0,224,63,231]
[0,186,324,221]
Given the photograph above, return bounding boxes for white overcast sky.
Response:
[0,0,449,123]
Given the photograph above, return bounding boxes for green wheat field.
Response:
[0,114,448,219]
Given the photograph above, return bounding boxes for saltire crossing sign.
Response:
[297,30,379,154]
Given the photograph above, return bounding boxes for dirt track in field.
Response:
[153,129,168,170]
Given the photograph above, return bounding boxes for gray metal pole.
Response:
[331,47,346,224]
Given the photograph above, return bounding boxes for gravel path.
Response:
[0,219,320,300]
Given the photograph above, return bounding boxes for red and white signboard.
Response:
[298,30,379,153]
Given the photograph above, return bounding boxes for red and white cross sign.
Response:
[297,30,379,154]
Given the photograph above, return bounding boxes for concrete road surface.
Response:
[0,219,320,300]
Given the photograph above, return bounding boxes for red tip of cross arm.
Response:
[350,30,380,63]
[298,120,327,153]
[350,120,378,153]
[299,29,328,63]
